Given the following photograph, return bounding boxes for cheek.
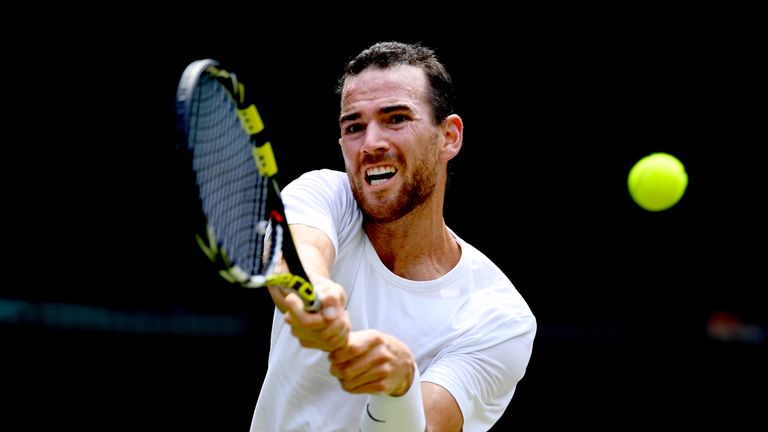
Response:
[339,142,358,165]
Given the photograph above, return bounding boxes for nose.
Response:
[362,121,389,154]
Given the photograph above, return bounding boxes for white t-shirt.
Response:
[251,170,536,432]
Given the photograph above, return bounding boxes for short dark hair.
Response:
[337,41,455,124]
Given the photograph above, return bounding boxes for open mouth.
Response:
[365,166,397,186]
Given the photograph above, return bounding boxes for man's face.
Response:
[338,65,442,223]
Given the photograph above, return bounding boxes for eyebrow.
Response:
[339,104,414,124]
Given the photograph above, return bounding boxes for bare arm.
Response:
[268,223,337,313]
[268,223,349,352]
[422,382,463,431]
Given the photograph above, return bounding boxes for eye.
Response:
[388,114,409,124]
[343,123,363,135]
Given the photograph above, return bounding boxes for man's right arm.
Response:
[268,223,349,352]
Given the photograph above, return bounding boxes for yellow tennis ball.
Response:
[628,152,688,211]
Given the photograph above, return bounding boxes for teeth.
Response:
[365,166,397,186]
[366,166,396,176]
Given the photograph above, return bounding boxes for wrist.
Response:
[361,367,425,432]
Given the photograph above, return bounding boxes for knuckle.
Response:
[371,381,387,393]
[338,367,353,380]
[379,363,393,375]
[370,333,386,345]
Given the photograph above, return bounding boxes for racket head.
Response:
[175,59,320,311]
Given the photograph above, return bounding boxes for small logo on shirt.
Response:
[365,403,385,423]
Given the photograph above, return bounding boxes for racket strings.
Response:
[189,75,269,276]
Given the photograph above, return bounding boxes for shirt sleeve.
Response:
[281,169,352,255]
[421,314,536,432]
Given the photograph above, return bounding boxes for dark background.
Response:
[4,11,765,431]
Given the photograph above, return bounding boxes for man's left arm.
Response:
[329,330,463,431]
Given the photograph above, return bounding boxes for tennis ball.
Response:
[628,152,688,211]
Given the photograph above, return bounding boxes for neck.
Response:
[364,201,461,281]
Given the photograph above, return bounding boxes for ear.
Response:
[439,114,463,162]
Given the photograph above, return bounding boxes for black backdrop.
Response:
[4,12,765,431]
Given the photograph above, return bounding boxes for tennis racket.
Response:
[175,59,320,311]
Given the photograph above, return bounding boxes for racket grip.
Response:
[302,285,322,312]
[286,272,322,312]
[264,272,322,312]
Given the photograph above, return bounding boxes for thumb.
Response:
[321,293,340,320]
[309,274,344,321]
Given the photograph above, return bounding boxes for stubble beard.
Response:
[347,156,438,224]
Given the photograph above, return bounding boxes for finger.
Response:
[275,283,327,320]
[284,295,331,331]
[268,286,292,312]
[329,340,363,365]
[331,345,389,381]
[325,330,349,352]
[330,330,381,364]
[338,362,393,394]
[321,302,339,321]
[297,329,347,352]
[316,313,350,351]
[312,277,347,321]
[285,309,327,332]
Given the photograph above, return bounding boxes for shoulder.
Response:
[454,235,514,291]
[453,234,536,330]
[285,169,348,193]
[283,170,354,211]
[282,170,362,248]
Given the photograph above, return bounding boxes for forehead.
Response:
[341,65,429,109]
